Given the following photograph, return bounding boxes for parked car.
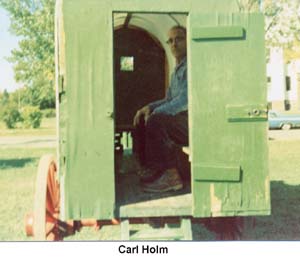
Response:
[268,110,300,130]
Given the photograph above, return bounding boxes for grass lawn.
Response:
[0,147,56,241]
[244,139,300,240]
[0,135,300,240]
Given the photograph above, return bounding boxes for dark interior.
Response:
[114,27,166,131]
[113,26,191,217]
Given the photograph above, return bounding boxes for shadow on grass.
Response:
[0,158,36,170]
[192,181,300,240]
[246,181,300,240]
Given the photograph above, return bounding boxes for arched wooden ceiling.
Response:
[113,13,187,71]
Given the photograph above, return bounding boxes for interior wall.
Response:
[113,13,187,79]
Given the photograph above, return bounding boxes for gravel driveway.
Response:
[0,135,57,148]
[0,129,299,149]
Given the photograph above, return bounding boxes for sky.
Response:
[0,7,21,92]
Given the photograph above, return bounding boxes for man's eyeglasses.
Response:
[166,36,185,45]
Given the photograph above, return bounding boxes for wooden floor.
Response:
[115,154,192,218]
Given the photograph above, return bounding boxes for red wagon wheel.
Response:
[33,154,61,240]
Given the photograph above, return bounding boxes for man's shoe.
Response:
[138,168,162,184]
[142,168,183,193]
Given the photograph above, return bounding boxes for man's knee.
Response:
[146,113,171,130]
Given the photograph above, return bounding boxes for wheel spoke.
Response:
[46,222,56,236]
[46,233,55,241]
[47,162,60,211]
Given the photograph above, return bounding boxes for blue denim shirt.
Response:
[148,57,187,115]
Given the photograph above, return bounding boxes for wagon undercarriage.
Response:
[25,152,248,241]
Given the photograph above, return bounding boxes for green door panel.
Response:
[61,0,115,220]
[188,13,270,217]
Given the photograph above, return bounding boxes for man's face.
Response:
[167,28,187,60]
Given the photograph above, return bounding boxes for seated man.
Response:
[133,25,188,193]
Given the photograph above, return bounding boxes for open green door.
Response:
[188,13,270,217]
[59,0,115,220]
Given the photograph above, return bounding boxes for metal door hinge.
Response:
[106,110,114,119]
[58,74,65,102]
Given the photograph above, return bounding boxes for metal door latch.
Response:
[226,104,268,122]
[249,109,260,116]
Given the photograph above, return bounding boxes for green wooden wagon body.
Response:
[55,0,270,225]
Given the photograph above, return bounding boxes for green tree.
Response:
[263,0,300,49]
[1,89,10,106]
[0,0,55,109]
[2,107,22,129]
[235,0,260,11]
[236,0,300,62]
[21,105,43,128]
[236,0,300,50]
[0,89,10,119]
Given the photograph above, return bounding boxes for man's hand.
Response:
[133,105,151,126]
